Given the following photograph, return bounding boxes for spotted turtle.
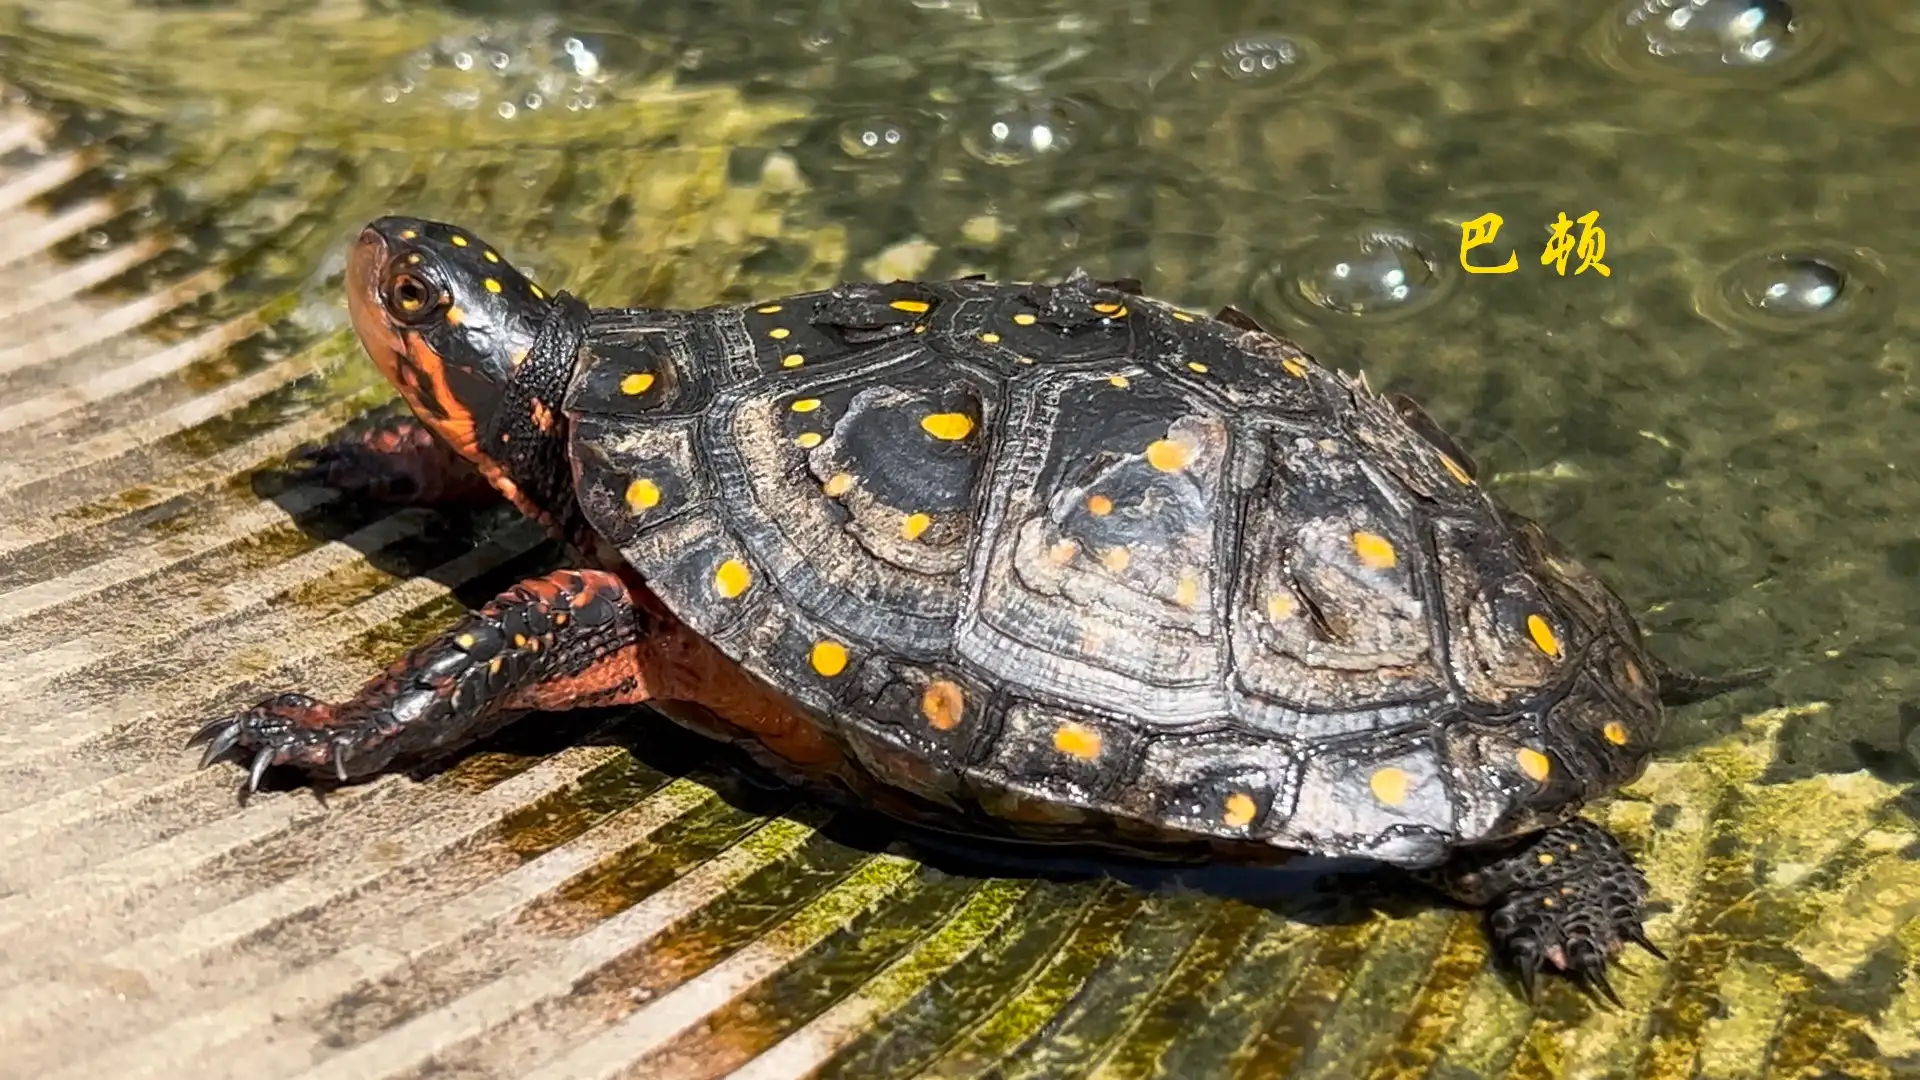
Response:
[191,216,1761,1001]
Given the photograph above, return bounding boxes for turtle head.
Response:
[347,216,554,464]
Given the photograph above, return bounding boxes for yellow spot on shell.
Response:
[792,398,822,413]
[1109,375,1130,388]
[1352,531,1397,569]
[483,250,500,263]
[1048,539,1079,564]
[510,348,529,368]
[450,234,469,247]
[824,472,855,497]
[484,278,503,294]
[890,299,930,313]
[1267,594,1297,622]
[811,640,849,677]
[1102,547,1132,573]
[405,252,423,265]
[1223,792,1258,828]
[770,327,791,340]
[1537,853,1555,866]
[1053,722,1103,761]
[782,353,804,368]
[455,633,476,650]
[446,306,466,326]
[1146,437,1195,473]
[624,478,661,510]
[1093,302,1121,314]
[530,284,546,300]
[399,229,418,240]
[1175,570,1201,608]
[1440,454,1474,485]
[1527,614,1563,658]
[1516,748,1551,782]
[902,512,932,541]
[1369,767,1410,807]
[1282,358,1308,378]
[713,559,752,599]
[1172,311,1195,322]
[1086,494,1113,516]
[921,680,964,731]
[489,657,503,674]
[757,304,783,314]
[794,432,823,449]
[980,332,1001,344]
[921,412,975,441]
[1603,721,1630,746]
[1013,313,1037,326]
[1187,362,1209,374]
[620,372,655,395]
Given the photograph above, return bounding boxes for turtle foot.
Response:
[187,692,393,790]
[289,411,497,506]
[1427,818,1663,1006]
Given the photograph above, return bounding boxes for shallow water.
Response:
[0,0,1916,1076]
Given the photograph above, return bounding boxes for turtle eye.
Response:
[384,271,442,324]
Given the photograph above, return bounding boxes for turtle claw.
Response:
[249,746,276,792]
[185,691,363,790]
[1624,925,1668,961]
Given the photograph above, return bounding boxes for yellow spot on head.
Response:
[1109,375,1130,388]
[620,372,655,395]
[552,612,567,626]
[405,252,423,265]
[794,432,823,449]
[1603,720,1630,746]
[1053,722,1103,761]
[513,634,528,648]
[446,306,466,326]
[1440,454,1474,485]
[454,633,476,649]
[489,657,503,674]
[1092,302,1122,315]
[399,229,418,240]
[1017,356,1034,364]
[1527,614,1563,658]
[1282,358,1308,378]
[484,278,502,294]
[1102,546,1132,573]
[714,559,752,599]
[757,304,783,314]
[914,325,928,334]
[1369,767,1410,807]
[1146,437,1195,473]
[483,250,500,263]
[1013,313,1037,326]
[782,353,804,368]
[1086,494,1113,516]
[450,235,468,247]
[824,472,855,497]
[1187,362,1209,374]
[792,398,822,413]
[980,332,1001,344]
[510,348,529,368]
[1267,594,1297,622]
[921,680,964,731]
[1352,531,1397,569]
[1537,852,1555,865]
[1223,792,1257,828]
[921,412,975,441]
[890,299,930,314]
[530,284,546,300]
[1172,311,1195,322]
[1516,748,1551,782]
[770,327,791,340]
[811,640,849,677]
[902,512,932,541]
[624,478,661,510]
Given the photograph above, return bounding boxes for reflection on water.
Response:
[0,0,1917,1075]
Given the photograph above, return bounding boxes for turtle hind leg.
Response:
[188,569,655,789]
[1419,818,1662,1005]
[289,408,499,507]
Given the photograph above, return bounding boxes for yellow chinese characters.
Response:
[1458,210,1611,277]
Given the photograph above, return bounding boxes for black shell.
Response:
[563,272,1663,868]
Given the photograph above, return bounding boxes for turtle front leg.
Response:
[189,570,653,788]
[289,409,499,507]
[1422,818,1663,1004]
